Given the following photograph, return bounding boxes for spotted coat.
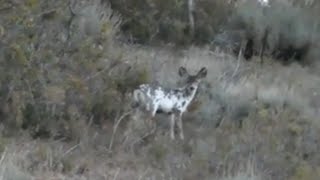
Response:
[132,67,207,140]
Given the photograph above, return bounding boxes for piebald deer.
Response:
[132,66,207,140]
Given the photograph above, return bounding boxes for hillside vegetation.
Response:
[0,0,320,179]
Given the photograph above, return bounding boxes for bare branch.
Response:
[0,148,7,166]
[113,168,121,180]
[188,0,195,36]
[108,110,132,151]
[63,143,80,157]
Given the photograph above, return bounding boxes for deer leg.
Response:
[148,104,158,128]
[170,114,175,140]
[146,113,153,128]
[177,113,184,140]
[151,104,158,117]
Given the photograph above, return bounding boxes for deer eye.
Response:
[189,87,194,91]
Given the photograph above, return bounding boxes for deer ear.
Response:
[197,67,207,78]
[178,66,188,77]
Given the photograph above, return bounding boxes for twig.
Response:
[66,0,77,42]
[47,149,53,169]
[85,59,121,81]
[0,149,7,180]
[36,9,57,18]
[188,0,195,36]
[52,137,67,144]
[108,110,132,151]
[220,42,242,90]
[0,148,7,166]
[91,66,111,81]
[63,143,80,157]
[231,44,242,79]
[113,168,120,180]
[138,167,150,180]
[129,127,156,147]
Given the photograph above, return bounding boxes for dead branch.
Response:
[108,110,132,151]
